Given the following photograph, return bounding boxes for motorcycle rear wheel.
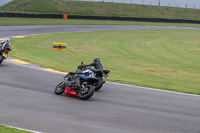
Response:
[55,82,65,95]
[94,77,104,91]
[78,85,95,100]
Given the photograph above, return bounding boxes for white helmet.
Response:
[6,38,10,42]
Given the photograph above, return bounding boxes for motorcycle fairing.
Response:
[64,87,78,97]
[2,53,7,57]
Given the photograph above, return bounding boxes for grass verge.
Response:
[9,29,200,95]
[1,17,200,27]
[1,0,200,20]
[0,125,33,133]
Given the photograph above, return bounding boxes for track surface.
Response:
[1,25,200,38]
[0,25,200,133]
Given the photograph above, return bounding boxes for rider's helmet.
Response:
[5,38,10,42]
[94,57,100,62]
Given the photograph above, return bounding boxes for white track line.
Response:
[5,59,200,98]
[1,124,42,133]
[107,81,200,97]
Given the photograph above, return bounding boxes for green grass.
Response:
[0,125,32,133]
[1,0,200,20]
[1,17,200,27]
[9,30,200,95]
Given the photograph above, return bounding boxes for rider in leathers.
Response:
[84,57,103,71]
[71,57,103,88]
[0,38,11,52]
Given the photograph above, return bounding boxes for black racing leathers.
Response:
[87,61,103,70]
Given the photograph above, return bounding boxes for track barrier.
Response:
[1,12,200,24]
[53,43,66,51]
[63,14,68,19]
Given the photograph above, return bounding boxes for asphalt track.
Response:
[0,25,200,133]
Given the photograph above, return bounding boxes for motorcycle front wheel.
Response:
[54,82,65,95]
[0,56,5,64]
[78,85,95,100]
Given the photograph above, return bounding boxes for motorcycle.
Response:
[0,48,11,64]
[54,70,98,100]
[77,62,110,91]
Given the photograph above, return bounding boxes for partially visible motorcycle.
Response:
[54,70,98,100]
[77,62,110,91]
[0,47,11,64]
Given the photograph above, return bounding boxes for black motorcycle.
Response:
[77,62,110,91]
[0,48,11,64]
[55,71,98,100]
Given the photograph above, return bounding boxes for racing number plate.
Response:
[3,53,7,57]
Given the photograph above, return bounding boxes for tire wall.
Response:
[1,12,200,24]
